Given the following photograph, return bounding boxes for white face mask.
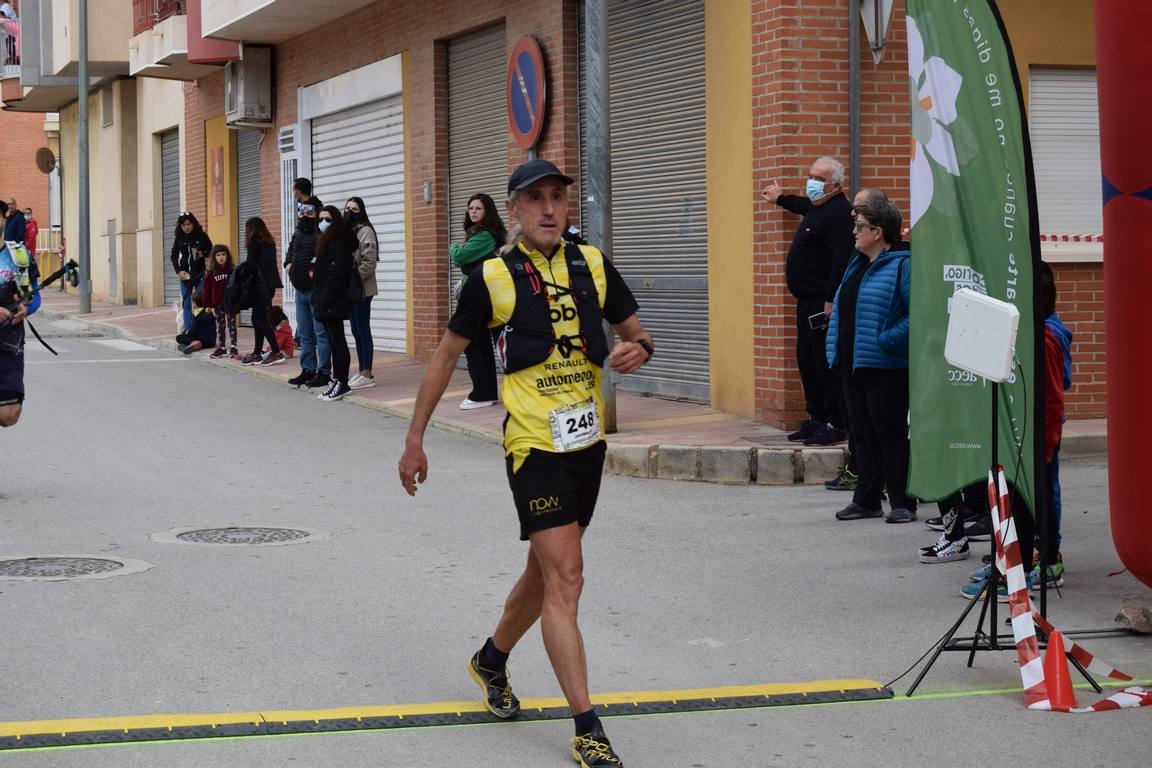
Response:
[805,179,828,202]
[317,220,331,233]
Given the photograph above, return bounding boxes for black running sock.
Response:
[479,637,509,669]
[574,708,600,737]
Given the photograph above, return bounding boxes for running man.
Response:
[399,159,653,767]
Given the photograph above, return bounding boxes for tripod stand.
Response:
[905,382,1102,696]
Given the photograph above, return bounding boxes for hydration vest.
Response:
[494,243,609,374]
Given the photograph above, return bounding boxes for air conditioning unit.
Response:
[225,45,273,127]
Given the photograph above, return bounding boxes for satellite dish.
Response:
[35,147,57,174]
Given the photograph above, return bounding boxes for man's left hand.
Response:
[823,301,832,317]
[608,341,649,375]
[10,303,28,325]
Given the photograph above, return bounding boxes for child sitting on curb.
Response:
[175,291,216,354]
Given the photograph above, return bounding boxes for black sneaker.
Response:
[885,507,917,524]
[288,369,315,387]
[304,371,331,389]
[467,651,520,720]
[824,467,858,491]
[318,381,351,402]
[925,506,958,532]
[835,502,883,521]
[963,515,994,541]
[571,726,624,767]
[804,425,848,446]
[787,419,822,442]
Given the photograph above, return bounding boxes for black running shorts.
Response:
[505,441,607,541]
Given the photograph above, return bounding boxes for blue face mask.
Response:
[317,220,331,233]
[805,179,828,202]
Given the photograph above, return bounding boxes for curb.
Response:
[36,308,1106,484]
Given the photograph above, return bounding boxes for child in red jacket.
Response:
[269,305,295,358]
[202,245,239,359]
[1035,262,1073,589]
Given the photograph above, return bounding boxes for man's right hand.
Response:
[0,306,10,323]
[178,271,189,281]
[761,182,782,204]
[398,441,429,497]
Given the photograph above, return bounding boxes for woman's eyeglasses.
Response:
[853,221,877,232]
[318,216,333,222]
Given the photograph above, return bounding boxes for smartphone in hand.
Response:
[808,311,829,331]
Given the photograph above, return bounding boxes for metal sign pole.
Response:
[585,0,616,431]
[77,0,91,314]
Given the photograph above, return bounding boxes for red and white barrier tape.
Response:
[1039,233,1104,243]
[986,467,1151,713]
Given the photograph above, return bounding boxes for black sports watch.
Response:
[635,338,654,360]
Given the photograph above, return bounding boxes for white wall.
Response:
[135,78,186,307]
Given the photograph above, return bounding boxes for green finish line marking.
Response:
[0,679,887,751]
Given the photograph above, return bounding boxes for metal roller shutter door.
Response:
[447,23,508,297]
[235,129,262,325]
[160,129,181,306]
[236,129,262,258]
[606,0,708,400]
[311,97,407,353]
[1029,69,1101,235]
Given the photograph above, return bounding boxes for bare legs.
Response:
[490,523,591,714]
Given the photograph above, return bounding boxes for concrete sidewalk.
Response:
[33,290,1106,484]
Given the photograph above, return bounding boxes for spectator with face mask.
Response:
[21,208,37,258]
[310,205,358,402]
[284,197,331,389]
[343,196,379,389]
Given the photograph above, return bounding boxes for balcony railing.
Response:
[134,0,186,36]
[1,19,19,70]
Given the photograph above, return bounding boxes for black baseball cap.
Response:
[507,159,574,196]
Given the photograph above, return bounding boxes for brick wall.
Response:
[750,0,881,427]
[182,0,577,359]
[183,72,223,224]
[1051,262,1104,418]
[0,110,51,238]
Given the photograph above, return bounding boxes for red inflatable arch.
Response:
[1095,0,1152,589]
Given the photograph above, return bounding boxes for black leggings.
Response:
[322,318,350,384]
[251,302,280,356]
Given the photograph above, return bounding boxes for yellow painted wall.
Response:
[999,0,1095,108]
[203,116,238,260]
[704,0,754,418]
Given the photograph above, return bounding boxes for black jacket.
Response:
[285,222,318,292]
[311,233,357,321]
[185,309,217,348]
[3,210,26,244]
[776,193,854,302]
[246,240,281,305]
[170,231,213,286]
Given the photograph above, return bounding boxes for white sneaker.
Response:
[349,374,377,390]
[460,398,498,410]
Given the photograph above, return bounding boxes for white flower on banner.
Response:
[907,16,963,227]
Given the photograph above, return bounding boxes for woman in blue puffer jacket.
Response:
[826,199,916,524]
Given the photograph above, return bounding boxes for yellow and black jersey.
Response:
[448,242,638,470]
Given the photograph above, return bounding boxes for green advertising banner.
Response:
[904,0,1038,514]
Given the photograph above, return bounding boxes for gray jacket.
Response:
[354,224,379,299]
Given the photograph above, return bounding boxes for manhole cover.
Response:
[0,557,122,578]
[0,555,152,581]
[175,527,313,545]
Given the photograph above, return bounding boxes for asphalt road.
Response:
[1,320,1149,766]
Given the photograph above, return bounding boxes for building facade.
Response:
[2,0,1105,424]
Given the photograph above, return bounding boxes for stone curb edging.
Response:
[37,308,1105,484]
[605,443,848,485]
